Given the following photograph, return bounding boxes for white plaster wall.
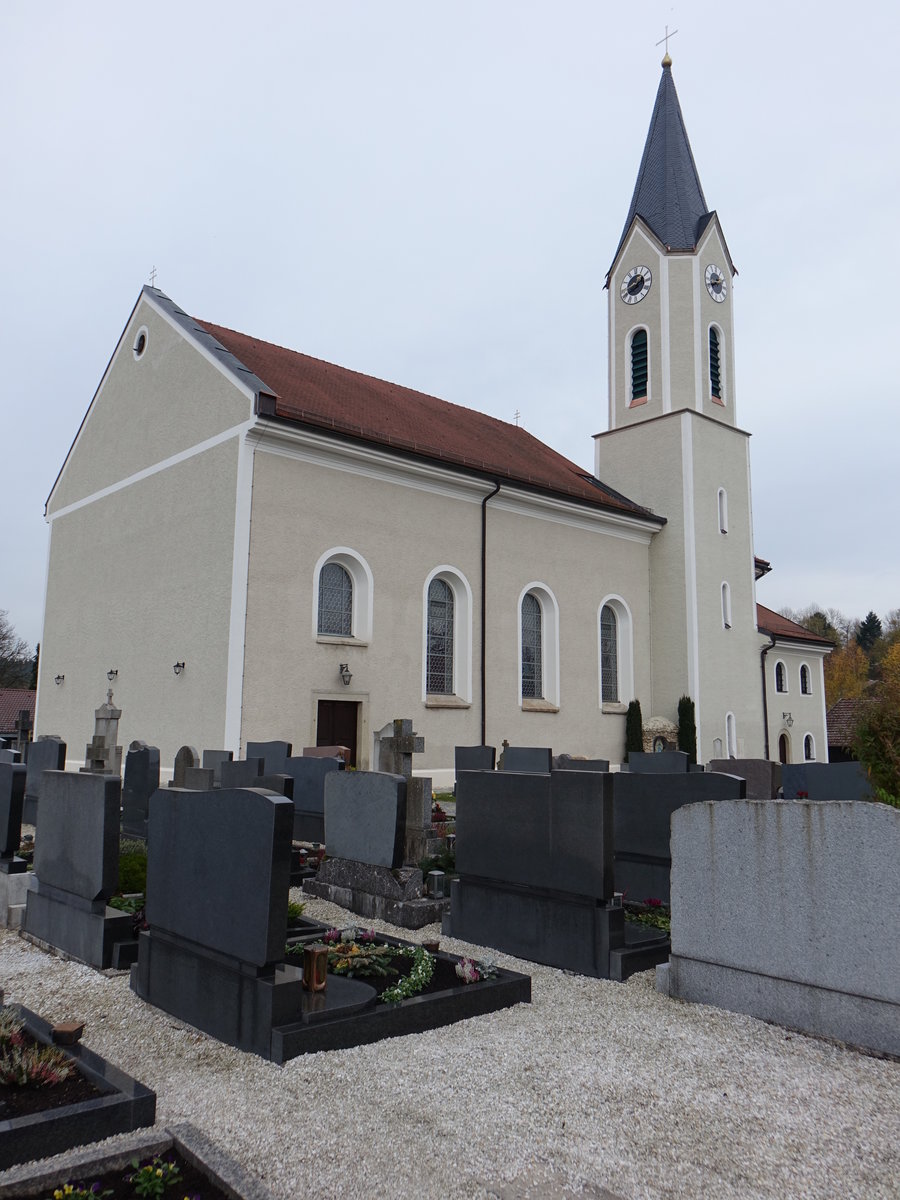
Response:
[609,226,665,428]
[37,438,240,765]
[240,433,654,774]
[765,643,830,764]
[49,296,252,514]
[696,222,737,427]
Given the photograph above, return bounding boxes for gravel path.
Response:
[1,894,898,1200]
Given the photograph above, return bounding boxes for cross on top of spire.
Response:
[655,24,678,66]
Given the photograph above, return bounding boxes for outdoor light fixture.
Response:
[54,674,64,686]
[339,663,352,686]
[173,662,185,676]
[107,669,118,681]
[782,712,793,728]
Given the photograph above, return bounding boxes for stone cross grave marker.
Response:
[377,718,430,863]
[80,690,123,776]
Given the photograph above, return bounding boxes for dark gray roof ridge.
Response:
[610,62,710,270]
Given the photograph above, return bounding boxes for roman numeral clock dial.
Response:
[705,264,728,302]
[620,266,652,304]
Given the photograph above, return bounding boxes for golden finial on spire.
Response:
[656,24,678,66]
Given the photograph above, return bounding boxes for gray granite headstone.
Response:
[257,773,293,797]
[454,745,496,774]
[171,745,199,788]
[628,751,690,773]
[500,746,553,773]
[201,749,233,785]
[145,786,293,966]
[122,741,160,839]
[553,754,609,772]
[0,763,27,869]
[303,745,351,764]
[283,756,340,815]
[32,771,121,900]
[245,741,293,775]
[324,771,407,868]
[183,766,217,791]
[23,736,66,824]
[0,748,22,764]
[219,758,264,788]
[782,762,872,801]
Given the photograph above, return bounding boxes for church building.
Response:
[35,56,830,781]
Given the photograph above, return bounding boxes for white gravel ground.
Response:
[1,892,898,1200]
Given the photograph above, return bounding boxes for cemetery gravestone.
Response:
[628,751,690,774]
[708,758,780,799]
[324,772,407,868]
[183,766,216,791]
[553,754,609,772]
[23,736,66,825]
[170,746,199,788]
[246,741,293,775]
[500,746,553,773]
[303,745,351,764]
[378,718,430,864]
[782,761,872,801]
[0,762,31,927]
[282,755,341,842]
[121,741,160,839]
[23,771,133,968]
[201,749,233,785]
[80,690,123,777]
[219,758,264,788]
[0,749,22,764]
[454,745,496,775]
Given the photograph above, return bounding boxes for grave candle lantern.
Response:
[302,943,328,992]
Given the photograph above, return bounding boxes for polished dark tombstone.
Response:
[201,749,233,785]
[131,786,307,1058]
[219,757,264,788]
[323,771,407,868]
[554,754,610,772]
[258,773,293,797]
[613,770,746,904]
[183,766,216,791]
[708,758,780,799]
[282,755,341,841]
[446,769,662,979]
[454,745,496,775]
[0,748,22,764]
[0,763,27,872]
[22,736,66,825]
[246,740,292,775]
[628,751,691,773]
[121,741,160,839]
[500,746,552,773]
[782,761,871,801]
[23,771,132,967]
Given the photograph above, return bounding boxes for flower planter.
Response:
[0,1006,156,1170]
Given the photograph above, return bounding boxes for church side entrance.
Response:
[316,699,360,767]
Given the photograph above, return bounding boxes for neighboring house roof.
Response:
[0,688,36,736]
[826,697,872,747]
[754,556,772,580]
[611,59,711,267]
[757,604,835,648]
[195,316,662,522]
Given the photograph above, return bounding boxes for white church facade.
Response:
[35,57,831,779]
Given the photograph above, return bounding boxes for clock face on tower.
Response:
[705,264,727,302]
[620,266,652,304]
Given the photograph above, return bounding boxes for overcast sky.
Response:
[3,1,899,651]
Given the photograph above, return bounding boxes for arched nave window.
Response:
[717,487,728,534]
[721,582,732,630]
[726,712,737,758]
[599,597,634,707]
[775,661,787,693]
[804,733,816,761]
[709,326,723,402]
[422,567,473,702]
[313,548,373,641]
[518,584,560,707]
[630,328,648,403]
[800,664,812,695]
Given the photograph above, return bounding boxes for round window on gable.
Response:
[133,326,149,360]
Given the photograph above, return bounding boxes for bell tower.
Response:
[594,53,765,762]
[605,53,737,432]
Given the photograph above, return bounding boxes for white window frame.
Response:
[598,594,634,710]
[517,582,560,709]
[312,547,374,643]
[421,565,473,704]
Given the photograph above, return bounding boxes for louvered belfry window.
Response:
[600,604,619,703]
[521,592,543,699]
[631,329,648,401]
[318,562,353,636]
[426,578,454,694]
[709,327,721,399]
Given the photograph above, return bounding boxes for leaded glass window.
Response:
[709,327,721,399]
[318,562,352,636]
[631,329,648,400]
[600,604,618,703]
[800,664,811,695]
[521,592,543,699]
[426,578,454,694]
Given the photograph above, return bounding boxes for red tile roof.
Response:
[826,697,872,747]
[196,320,659,520]
[0,688,36,736]
[757,604,835,647]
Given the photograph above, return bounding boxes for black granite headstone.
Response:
[500,746,553,773]
[282,756,341,841]
[628,751,690,774]
[246,741,292,775]
[0,763,27,872]
[324,771,407,868]
[454,745,496,774]
[23,736,66,825]
[122,741,160,839]
[201,749,233,786]
[782,761,871,801]
[219,758,264,788]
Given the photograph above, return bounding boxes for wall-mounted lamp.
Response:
[782,712,793,728]
[173,662,185,676]
[54,674,64,686]
[107,668,118,681]
[339,663,352,687]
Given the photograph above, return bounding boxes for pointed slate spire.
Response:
[612,57,711,266]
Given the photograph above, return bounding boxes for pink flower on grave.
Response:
[455,957,480,984]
